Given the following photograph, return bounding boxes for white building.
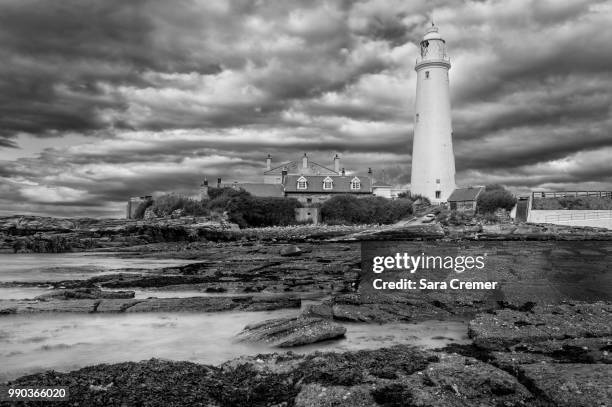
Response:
[410,24,456,204]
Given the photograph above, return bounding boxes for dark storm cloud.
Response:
[1,0,611,216]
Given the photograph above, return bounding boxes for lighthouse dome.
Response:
[423,26,442,41]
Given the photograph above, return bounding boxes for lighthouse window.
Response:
[425,71,430,79]
[436,179,440,184]
[435,191,441,199]
[416,113,420,123]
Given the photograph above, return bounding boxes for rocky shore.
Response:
[2,217,612,406]
[3,214,612,254]
[5,301,610,406]
[0,215,384,253]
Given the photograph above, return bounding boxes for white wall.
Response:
[528,209,612,229]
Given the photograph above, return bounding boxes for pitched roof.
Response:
[448,186,485,202]
[264,160,338,175]
[222,183,285,197]
[284,175,372,193]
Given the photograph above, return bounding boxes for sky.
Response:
[1,0,611,217]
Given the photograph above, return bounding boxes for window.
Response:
[425,71,430,79]
[322,176,333,190]
[306,198,312,203]
[436,179,440,184]
[297,176,307,190]
[416,113,420,123]
[350,177,361,190]
[435,191,441,199]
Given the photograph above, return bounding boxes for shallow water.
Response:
[0,253,469,383]
[0,253,201,283]
[0,311,469,382]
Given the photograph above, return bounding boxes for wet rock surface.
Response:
[519,363,611,407]
[2,241,361,298]
[34,288,135,300]
[237,316,346,347]
[469,302,612,349]
[5,345,543,407]
[0,295,300,315]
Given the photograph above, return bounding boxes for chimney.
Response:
[266,154,271,171]
[334,154,340,173]
[341,167,345,176]
[217,177,222,188]
[302,153,308,169]
[281,169,288,184]
[200,177,209,200]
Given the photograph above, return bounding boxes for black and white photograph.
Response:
[0,0,611,406]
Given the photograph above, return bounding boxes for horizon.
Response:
[1,0,612,218]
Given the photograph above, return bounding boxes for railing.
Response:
[533,191,612,199]
[543,211,612,223]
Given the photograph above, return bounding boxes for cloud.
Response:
[0,0,611,216]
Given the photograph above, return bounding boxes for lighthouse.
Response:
[410,24,456,204]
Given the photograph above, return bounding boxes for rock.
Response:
[301,302,333,319]
[0,296,300,315]
[469,302,612,349]
[0,299,98,314]
[280,245,302,257]
[330,293,452,323]
[520,363,612,407]
[6,345,541,407]
[35,288,135,300]
[295,384,375,407]
[402,353,535,406]
[237,316,346,347]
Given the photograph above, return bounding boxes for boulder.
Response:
[237,316,346,347]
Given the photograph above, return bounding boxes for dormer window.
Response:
[322,176,333,190]
[350,177,361,190]
[297,176,307,190]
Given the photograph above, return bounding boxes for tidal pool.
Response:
[0,311,469,382]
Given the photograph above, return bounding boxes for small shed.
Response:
[448,186,485,211]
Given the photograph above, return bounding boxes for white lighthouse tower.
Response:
[410,24,456,204]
